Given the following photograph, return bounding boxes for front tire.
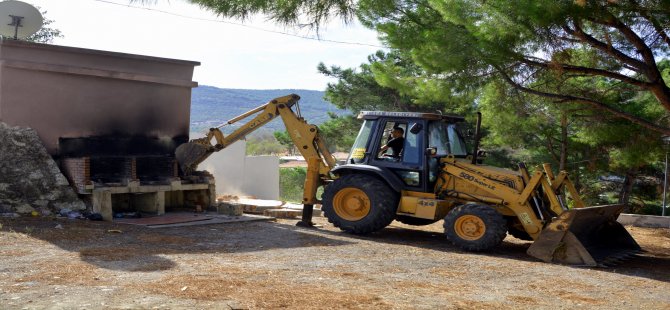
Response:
[322,174,398,234]
[443,204,507,251]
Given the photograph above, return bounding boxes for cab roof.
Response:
[357,111,465,122]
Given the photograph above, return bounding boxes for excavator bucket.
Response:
[527,204,641,267]
[175,142,210,174]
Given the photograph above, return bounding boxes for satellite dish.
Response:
[0,1,43,40]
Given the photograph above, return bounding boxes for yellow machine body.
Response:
[394,156,640,266]
[176,98,639,267]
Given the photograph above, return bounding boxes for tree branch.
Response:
[588,14,658,78]
[522,58,652,89]
[493,65,670,135]
[628,0,670,49]
[585,11,670,111]
[546,136,561,163]
[563,22,646,72]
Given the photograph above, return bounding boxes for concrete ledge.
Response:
[88,183,210,194]
[618,214,670,228]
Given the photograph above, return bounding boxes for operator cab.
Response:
[346,111,467,193]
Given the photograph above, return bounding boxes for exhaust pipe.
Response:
[471,112,482,165]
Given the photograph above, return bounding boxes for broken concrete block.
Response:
[263,209,302,219]
[283,203,322,217]
[218,198,285,215]
[217,202,244,216]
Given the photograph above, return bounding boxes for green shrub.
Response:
[279,167,306,202]
[279,167,323,203]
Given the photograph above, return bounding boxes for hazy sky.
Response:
[20,0,383,90]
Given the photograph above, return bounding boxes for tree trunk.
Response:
[618,167,638,212]
[573,167,582,193]
[559,112,568,172]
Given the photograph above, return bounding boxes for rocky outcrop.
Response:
[0,122,84,216]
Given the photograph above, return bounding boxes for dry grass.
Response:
[626,226,670,258]
[429,267,468,278]
[1,217,669,309]
[131,266,391,309]
[555,290,606,305]
[0,249,33,256]
[528,278,595,292]
[126,259,176,272]
[0,231,36,245]
[79,246,145,261]
[450,300,508,309]
[18,261,112,286]
[319,270,365,280]
[135,233,195,245]
[77,246,175,272]
[506,295,540,304]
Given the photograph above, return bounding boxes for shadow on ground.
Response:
[0,217,352,272]
[308,222,670,283]
[2,216,669,283]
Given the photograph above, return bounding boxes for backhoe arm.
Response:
[175,93,337,208]
[176,94,300,174]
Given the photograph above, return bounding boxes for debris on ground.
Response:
[216,202,244,216]
[218,195,284,214]
[262,203,323,219]
[0,122,85,216]
[263,208,302,218]
[217,195,324,219]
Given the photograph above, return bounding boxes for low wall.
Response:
[618,214,670,228]
[200,140,280,200]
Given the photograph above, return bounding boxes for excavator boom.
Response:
[175,94,336,225]
[176,94,301,174]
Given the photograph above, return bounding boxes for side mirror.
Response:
[409,123,423,134]
[425,147,437,156]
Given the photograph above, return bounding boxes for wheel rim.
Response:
[454,215,486,240]
[332,187,371,221]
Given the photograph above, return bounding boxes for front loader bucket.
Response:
[527,204,641,267]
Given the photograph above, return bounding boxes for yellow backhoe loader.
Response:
[176,94,640,267]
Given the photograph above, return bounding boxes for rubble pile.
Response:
[0,122,84,216]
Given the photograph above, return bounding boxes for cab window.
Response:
[347,119,376,164]
[429,121,467,157]
[376,121,407,160]
[401,121,422,165]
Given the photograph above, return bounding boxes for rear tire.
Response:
[322,174,398,234]
[443,204,507,251]
[395,215,439,226]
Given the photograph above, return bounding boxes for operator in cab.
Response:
[379,127,405,158]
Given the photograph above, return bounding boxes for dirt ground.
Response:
[1,215,669,309]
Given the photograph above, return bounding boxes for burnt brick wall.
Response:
[60,157,91,193]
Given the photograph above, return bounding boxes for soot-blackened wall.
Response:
[0,39,199,156]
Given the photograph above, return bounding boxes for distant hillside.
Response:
[190,86,346,134]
